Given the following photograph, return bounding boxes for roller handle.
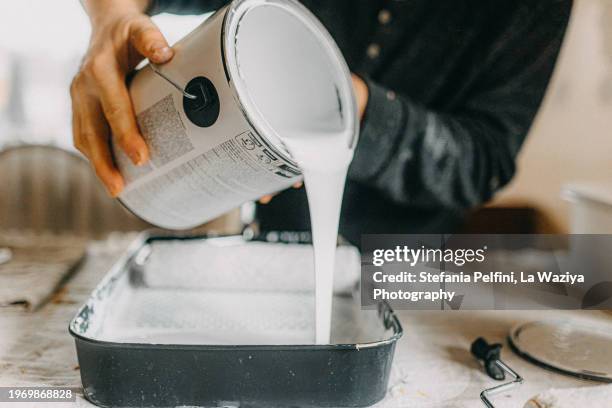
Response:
[471,337,505,381]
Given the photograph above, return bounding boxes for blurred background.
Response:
[0,0,610,237]
[492,0,612,233]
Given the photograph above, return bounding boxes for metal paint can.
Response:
[114,0,358,230]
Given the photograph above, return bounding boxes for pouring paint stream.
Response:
[227,1,358,344]
[282,130,353,344]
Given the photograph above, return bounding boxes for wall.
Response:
[493,0,612,232]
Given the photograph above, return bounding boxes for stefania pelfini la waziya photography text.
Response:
[361,234,612,310]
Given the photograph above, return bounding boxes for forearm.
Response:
[349,79,521,210]
[349,0,569,211]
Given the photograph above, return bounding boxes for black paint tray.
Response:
[69,233,402,407]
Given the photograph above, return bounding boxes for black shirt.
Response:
[150,0,572,244]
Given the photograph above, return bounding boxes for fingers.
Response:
[259,195,274,205]
[72,87,124,197]
[87,124,125,198]
[129,16,173,64]
[91,54,149,166]
[258,182,303,204]
[71,13,160,196]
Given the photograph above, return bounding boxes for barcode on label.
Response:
[137,94,194,167]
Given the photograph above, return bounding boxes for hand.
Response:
[71,0,172,196]
[351,73,369,120]
[258,182,303,204]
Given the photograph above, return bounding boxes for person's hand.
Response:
[71,0,172,197]
[351,74,369,120]
[258,182,303,204]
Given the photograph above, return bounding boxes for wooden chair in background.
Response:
[0,144,150,238]
[0,144,241,238]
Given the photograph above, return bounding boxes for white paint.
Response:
[230,2,358,344]
[91,240,380,346]
[282,132,353,344]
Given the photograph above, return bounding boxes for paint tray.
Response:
[69,232,402,407]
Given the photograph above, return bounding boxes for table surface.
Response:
[0,234,607,408]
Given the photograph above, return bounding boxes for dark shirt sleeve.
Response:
[147,0,227,15]
[349,2,571,211]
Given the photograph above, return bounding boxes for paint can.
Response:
[114,0,358,230]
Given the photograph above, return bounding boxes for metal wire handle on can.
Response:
[150,63,197,100]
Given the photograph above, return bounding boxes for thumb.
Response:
[129,16,174,64]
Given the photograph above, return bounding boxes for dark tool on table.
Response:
[471,337,524,408]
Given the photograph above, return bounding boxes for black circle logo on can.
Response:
[183,76,220,127]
